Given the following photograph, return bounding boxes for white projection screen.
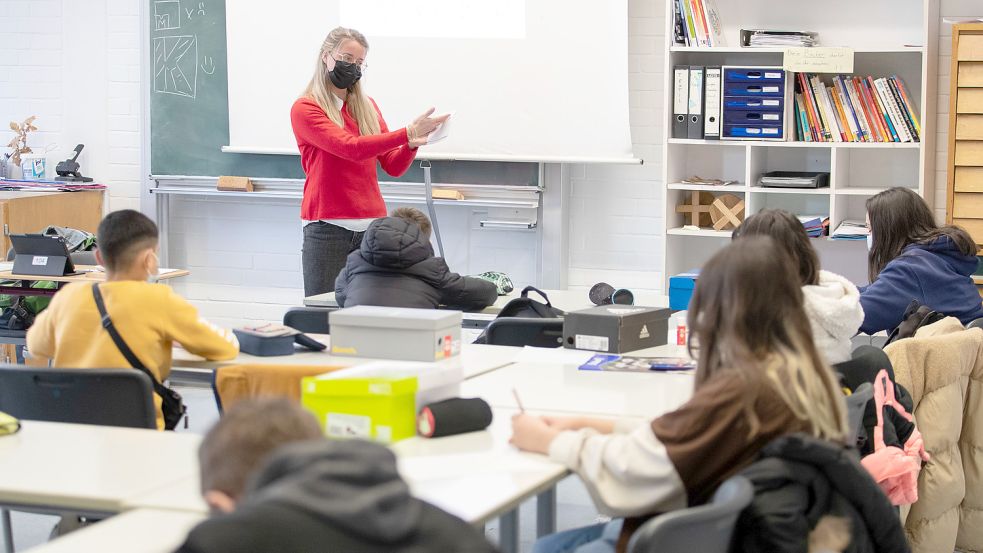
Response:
[224,0,634,163]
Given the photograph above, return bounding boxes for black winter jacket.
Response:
[335,217,497,310]
[736,433,910,553]
[174,440,498,553]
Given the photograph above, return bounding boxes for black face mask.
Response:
[328,60,362,89]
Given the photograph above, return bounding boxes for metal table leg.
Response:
[537,487,557,537]
[2,508,14,553]
[499,509,519,553]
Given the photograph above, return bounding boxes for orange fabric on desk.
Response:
[215,364,345,411]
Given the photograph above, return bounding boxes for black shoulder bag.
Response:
[92,284,187,430]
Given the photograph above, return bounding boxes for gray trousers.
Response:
[302,222,364,297]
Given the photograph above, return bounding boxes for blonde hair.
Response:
[303,27,380,136]
[689,237,848,443]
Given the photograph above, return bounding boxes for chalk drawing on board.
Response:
[200,55,215,75]
[153,35,198,98]
[154,0,181,31]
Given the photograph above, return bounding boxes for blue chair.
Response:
[627,475,753,553]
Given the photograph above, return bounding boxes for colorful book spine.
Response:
[681,0,697,47]
[810,75,834,141]
[876,78,911,142]
[854,76,886,142]
[893,75,922,138]
[862,76,891,142]
[830,85,855,142]
[842,77,870,142]
[797,73,821,141]
[834,77,861,142]
[869,76,899,142]
[818,78,845,142]
[888,77,919,141]
[688,0,709,47]
[795,93,812,142]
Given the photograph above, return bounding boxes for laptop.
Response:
[10,234,80,277]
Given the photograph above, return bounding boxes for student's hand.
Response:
[510,414,560,455]
[541,415,588,431]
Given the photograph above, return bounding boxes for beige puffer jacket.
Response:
[884,317,983,553]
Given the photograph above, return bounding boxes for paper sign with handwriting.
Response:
[783,47,855,73]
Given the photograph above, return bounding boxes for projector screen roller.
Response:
[225,0,634,163]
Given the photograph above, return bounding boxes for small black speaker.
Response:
[417,398,493,438]
[589,282,634,306]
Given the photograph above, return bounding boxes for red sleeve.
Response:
[373,99,417,177]
[291,98,408,162]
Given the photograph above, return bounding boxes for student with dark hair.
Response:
[26,210,239,430]
[733,209,863,363]
[176,399,498,553]
[861,187,983,334]
[335,206,497,310]
[511,237,855,553]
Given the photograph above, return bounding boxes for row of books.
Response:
[793,73,921,143]
[830,220,870,241]
[671,0,725,47]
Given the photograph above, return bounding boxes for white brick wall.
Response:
[567,0,665,294]
[0,0,141,212]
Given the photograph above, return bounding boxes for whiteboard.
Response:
[225,0,634,163]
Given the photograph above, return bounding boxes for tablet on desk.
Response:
[9,234,80,277]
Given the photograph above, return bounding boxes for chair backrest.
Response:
[0,365,156,429]
[845,382,874,446]
[628,475,753,553]
[969,317,983,331]
[484,317,564,348]
[283,307,332,335]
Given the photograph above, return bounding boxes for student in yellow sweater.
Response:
[27,210,239,430]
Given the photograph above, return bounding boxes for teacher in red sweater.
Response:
[291,27,448,296]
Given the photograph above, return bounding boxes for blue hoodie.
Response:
[859,236,983,334]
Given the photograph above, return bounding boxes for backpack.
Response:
[884,300,946,346]
[472,286,565,345]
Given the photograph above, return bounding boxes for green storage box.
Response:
[301,374,418,444]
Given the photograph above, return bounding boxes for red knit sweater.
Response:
[291,97,417,220]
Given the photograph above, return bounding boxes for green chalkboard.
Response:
[148,0,537,184]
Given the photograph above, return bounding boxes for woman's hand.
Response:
[407,108,450,148]
[510,414,561,455]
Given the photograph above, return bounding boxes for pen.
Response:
[512,388,525,413]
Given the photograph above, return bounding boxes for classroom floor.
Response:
[8,386,604,552]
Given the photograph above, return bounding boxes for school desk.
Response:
[303,289,670,327]
[0,421,200,517]
[124,407,568,553]
[20,508,205,553]
[170,336,522,383]
[461,344,696,419]
[0,265,189,298]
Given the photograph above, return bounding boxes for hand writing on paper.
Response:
[510,414,560,455]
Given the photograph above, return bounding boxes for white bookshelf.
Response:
[660,0,939,288]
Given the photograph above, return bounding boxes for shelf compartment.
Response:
[831,148,920,193]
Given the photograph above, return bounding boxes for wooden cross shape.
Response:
[675,191,715,227]
[710,193,746,230]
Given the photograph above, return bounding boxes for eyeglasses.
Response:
[333,52,368,71]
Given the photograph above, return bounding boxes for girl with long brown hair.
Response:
[733,209,864,364]
[511,237,847,553]
[291,27,448,296]
[860,187,982,333]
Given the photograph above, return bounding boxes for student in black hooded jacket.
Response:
[334,207,498,310]
[174,399,497,553]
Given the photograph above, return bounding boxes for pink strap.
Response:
[871,369,929,461]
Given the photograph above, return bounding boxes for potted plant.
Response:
[7,116,38,179]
